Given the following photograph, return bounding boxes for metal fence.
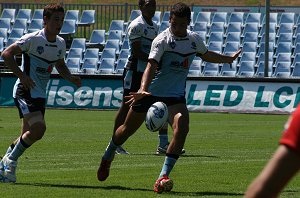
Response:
[0,3,173,39]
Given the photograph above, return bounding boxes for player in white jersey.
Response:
[0,4,81,183]
[112,0,184,155]
[97,2,241,193]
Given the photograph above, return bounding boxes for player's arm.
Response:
[1,43,35,90]
[55,59,82,87]
[200,49,241,64]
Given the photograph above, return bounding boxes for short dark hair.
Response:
[170,2,191,23]
[43,3,64,19]
[138,0,146,7]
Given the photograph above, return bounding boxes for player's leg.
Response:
[156,123,169,154]
[113,101,130,154]
[154,103,189,193]
[245,145,300,198]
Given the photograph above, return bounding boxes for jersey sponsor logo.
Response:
[37,46,44,55]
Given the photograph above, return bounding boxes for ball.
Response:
[145,101,168,132]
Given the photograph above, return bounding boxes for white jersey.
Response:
[148,28,207,97]
[13,29,66,98]
[126,15,159,72]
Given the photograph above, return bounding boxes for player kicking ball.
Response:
[97,2,240,193]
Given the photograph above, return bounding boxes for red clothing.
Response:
[280,105,300,155]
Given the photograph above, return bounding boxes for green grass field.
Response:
[0,107,300,197]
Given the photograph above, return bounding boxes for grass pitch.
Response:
[0,107,299,198]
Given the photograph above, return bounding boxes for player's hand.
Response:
[125,91,151,106]
[70,75,82,88]
[226,49,242,66]
[19,74,35,90]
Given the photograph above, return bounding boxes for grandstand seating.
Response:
[2,7,300,79]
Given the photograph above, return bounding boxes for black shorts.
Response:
[122,68,143,97]
[14,85,46,118]
[132,95,186,113]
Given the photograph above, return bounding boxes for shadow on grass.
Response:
[15,183,243,196]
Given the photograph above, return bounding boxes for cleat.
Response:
[153,174,173,193]
[97,158,113,181]
[156,143,186,155]
[1,155,17,183]
[115,146,129,155]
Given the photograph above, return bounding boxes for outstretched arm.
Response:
[200,49,241,64]
[55,59,82,87]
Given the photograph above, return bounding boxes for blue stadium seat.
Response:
[98,58,115,75]
[128,10,141,22]
[227,12,244,24]
[211,12,227,24]
[114,58,126,74]
[86,29,106,47]
[273,62,291,78]
[0,18,11,33]
[255,61,273,77]
[16,9,31,23]
[208,42,223,53]
[78,10,95,26]
[104,40,120,54]
[236,61,255,77]
[107,30,123,42]
[1,8,16,23]
[0,28,8,43]
[278,12,295,25]
[207,32,224,44]
[209,22,225,34]
[80,58,99,74]
[220,62,237,76]
[244,13,262,25]
[261,12,278,24]
[225,32,241,43]
[28,19,43,33]
[223,42,240,54]
[65,57,81,74]
[276,23,294,36]
[188,59,202,76]
[291,62,300,77]
[59,19,76,35]
[83,48,99,62]
[108,20,124,33]
[202,62,219,76]
[70,38,86,53]
[241,22,259,37]
[242,42,257,53]
[225,22,242,35]
[195,12,211,25]
[159,21,170,33]
[8,28,24,39]
[65,10,79,24]
[66,48,83,61]
[100,48,116,61]
[32,9,43,20]
[12,19,27,33]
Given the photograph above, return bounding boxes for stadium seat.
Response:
[195,12,211,25]
[209,22,225,34]
[64,10,79,24]
[0,37,4,52]
[227,12,244,24]
[255,61,273,77]
[100,48,116,61]
[83,48,99,62]
[291,62,300,77]
[59,19,76,35]
[78,10,95,26]
[0,28,8,43]
[104,40,120,54]
[70,38,86,53]
[159,21,170,33]
[8,28,24,39]
[16,9,31,23]
[188,59,202,76]
[273,62,291,78]
[277,23,294,36]
[128,10,141,22]
[192,21,208,34]
[207,32,224,44]
[260,32,276,43]
[202,62,219,76]
[108,20,124,33]
[197,31,207,44]
[292,53,300,68]
[32,9,43,20]
[0,8,16,23]
[293,25,300,39]
[28,19,43,33]
[220,62,237,76]
[121,39,129,50]
[258,22,276,37]
[225,32,241,43]
[274,42,292,57]
[225,22,242,35]
[241,32,258,46]
[208,42,223,53]
[211,12,227,24]
[274,53,291,66]
[241,22,259,37]
[257,42,274,57]
[114,58,126,74]
[0,18,11,33]
[239,52,256,63]
[244,13,262,25]
[107,30,123,42]
[65,57,81,73]
[236,61,255,77]
[223,42,240,54]
[98,58,115,75]
[118,49,130,60]
[161,11,170,22]
[276,33,293,46]
[242,42,257,53]
[261,12,278,24]
[86,29,106,47]
[80,58,98,74]
[293,43,300,56]
[257,52,274,66]
[278,12,295,25]
[12,19,27,33]
[66,48,83,61]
